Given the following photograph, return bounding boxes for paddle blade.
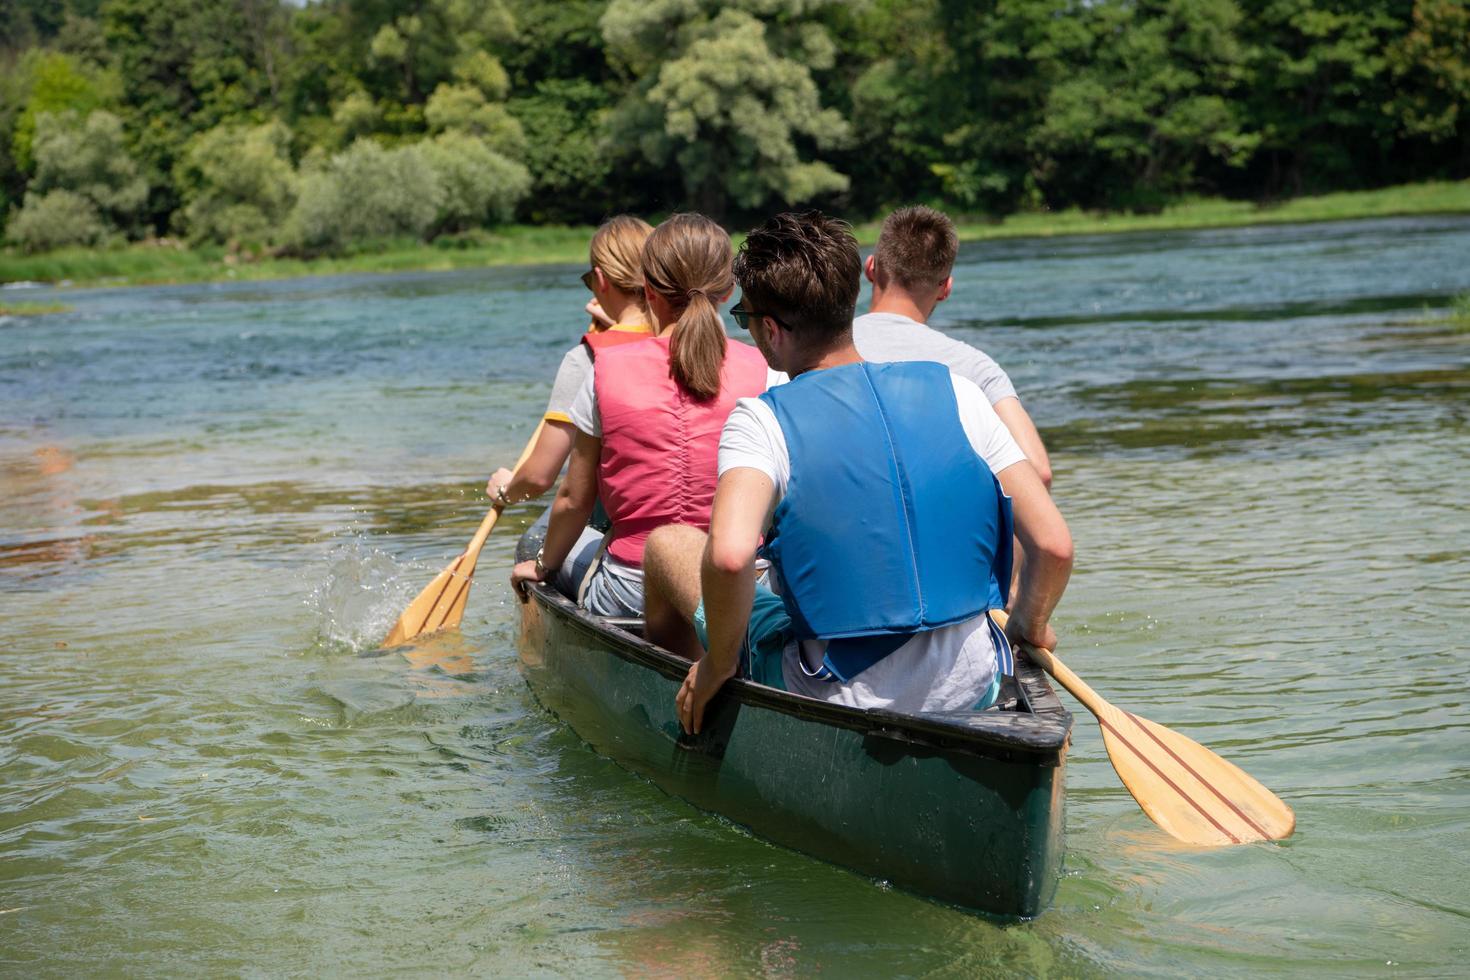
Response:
[382,551,477,647]
[1098,708,1295,846]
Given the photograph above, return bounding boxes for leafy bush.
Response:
[7,188,111,252]
[284,139,440,253]
[176,122,298,246]
[424,83,525,158]
[418,131,530,233]
[29,109,147,232]
[10,50,122,173]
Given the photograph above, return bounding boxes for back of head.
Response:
[873,205,957,292]
[590,215,654,307]
[733,209,861,351]
[640,213,734,401]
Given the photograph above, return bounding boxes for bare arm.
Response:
[993,396,1053,488]
[511,430,600,596]
[676,467,777,734]
[488,419,575,503]
[996,459,1073,649]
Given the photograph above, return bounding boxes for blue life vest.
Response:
[758,361,1014,682]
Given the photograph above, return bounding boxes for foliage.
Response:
[176,121,297,245]
[508,79,620,225]
[7,188,111,251]
[423,83,525,158]
[417,130,531,233]
[10,49,122,173]
[284,138,440,252]
[1031,0,1259,209]
[602,0,851,217]
[2,0,1469,255]
[27,110,146,233]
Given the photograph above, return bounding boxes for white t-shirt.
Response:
[718,371,1027,713]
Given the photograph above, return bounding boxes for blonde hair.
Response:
[589,215,654,309]
[641,213,733,401]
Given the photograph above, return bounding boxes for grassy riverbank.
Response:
[3,180,1467,289]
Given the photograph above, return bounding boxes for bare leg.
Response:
[643,524,710,661]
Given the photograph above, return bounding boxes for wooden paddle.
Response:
[382,422,544,647]
[993,610,1295,846]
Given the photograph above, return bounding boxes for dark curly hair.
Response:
[732,210,861,348]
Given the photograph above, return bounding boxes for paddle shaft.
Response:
[460,420,546,571]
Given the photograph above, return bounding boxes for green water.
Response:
[3,217,1468,976]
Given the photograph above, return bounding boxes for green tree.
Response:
[509,79,624,224]
[1386,1,1470,148]
[1240,1,1402,195]
[27,109,146,230]
[101,0,281,228]
[175,120,297,246]
[602,0,852,218]
[423,82,524,158]
[418,130,530,232]
[10,49,121,173]
[1031,0,1259,209]
[846,0,1082,214]
[284,137,439,252]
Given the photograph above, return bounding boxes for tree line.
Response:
[1,0,1466,255]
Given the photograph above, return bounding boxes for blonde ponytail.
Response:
[641,214,734,401]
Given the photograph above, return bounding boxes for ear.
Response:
[936,276,953,303]
[594,267,610,293]
[718,284,734,303]
[864,255,878,283]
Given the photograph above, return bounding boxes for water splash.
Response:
[306,535,433,652]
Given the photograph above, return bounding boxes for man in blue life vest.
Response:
[642,211,1073,734]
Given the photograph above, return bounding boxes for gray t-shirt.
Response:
[543,344,593,423]
[852,312,1017,406]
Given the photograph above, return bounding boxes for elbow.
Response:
[520,474,555,499]
[553,476,596,514]
[1033,460,1053,490]
[1039,529,1073,572]
[705,536,755,579]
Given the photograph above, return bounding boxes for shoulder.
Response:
[558,343,591,372]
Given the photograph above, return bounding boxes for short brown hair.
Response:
[873,205,957,291]
[733,210,861,347]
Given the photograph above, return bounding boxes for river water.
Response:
[2,215,1467,976]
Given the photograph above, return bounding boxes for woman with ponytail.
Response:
[511,214,777,616]
[486,215,655,508]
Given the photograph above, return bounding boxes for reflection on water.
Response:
[2,215,1469,975]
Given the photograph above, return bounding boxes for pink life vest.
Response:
[593,334,769,566]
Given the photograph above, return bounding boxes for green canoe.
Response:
[515,528,1073,919]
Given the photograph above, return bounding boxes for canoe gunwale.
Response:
[523,579,1072,766]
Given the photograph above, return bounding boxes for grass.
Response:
[1449,292,1470,331]
[3,179,1468,290]
[0,300,73,315]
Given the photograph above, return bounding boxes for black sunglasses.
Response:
[730,300,781,332]
[580,269,596,291]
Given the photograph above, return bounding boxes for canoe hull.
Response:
[517,578,1071,919]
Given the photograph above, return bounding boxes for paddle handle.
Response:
[462,420,546,566]
[1016,641,1116,722]
[992,610,1115,722]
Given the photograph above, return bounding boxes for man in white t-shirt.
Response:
[641,211,1074,735]
[856,206,1052,487]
